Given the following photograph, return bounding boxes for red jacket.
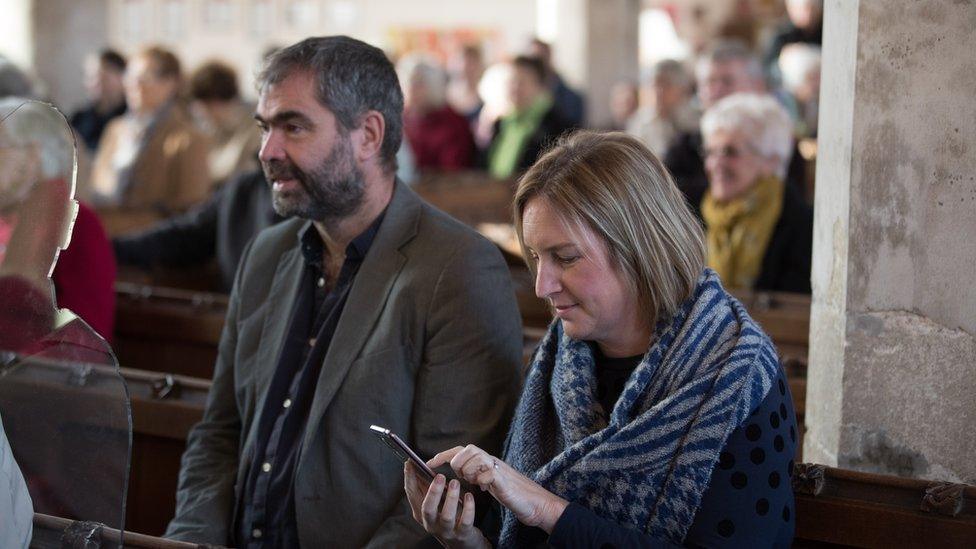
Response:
[403,105,475,171]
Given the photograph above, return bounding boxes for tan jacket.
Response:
[91,105,213,215]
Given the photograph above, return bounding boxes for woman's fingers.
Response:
[420,474,446,527]
[437,479,461,527]
[460,492,477,526]
[428,446,464,468]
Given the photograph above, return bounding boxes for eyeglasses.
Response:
[701,143,760,160]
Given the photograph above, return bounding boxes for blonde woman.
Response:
[405,131,797,547]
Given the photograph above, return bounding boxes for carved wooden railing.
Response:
[793,463,976,547]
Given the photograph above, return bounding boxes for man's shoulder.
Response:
[411,199,500,260]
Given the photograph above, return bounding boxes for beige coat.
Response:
[90,105,213,215]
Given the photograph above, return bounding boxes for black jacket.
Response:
[755,180,813,294]
[113,169,281,291]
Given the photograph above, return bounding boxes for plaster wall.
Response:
[807,0,976,483]
[803,0,858,467]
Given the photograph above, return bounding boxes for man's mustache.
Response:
[263,159,303,182]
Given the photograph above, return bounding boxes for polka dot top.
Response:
[549,365,798,548]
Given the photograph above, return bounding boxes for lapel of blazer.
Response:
[300,180,422,454]
[242,224,307,454]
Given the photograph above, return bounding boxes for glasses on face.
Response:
[702,143,758,160]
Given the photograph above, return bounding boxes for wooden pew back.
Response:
[793,464,976,547]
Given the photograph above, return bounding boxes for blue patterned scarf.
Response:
[500,269,779,546]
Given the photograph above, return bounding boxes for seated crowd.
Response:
[0,6,823,545]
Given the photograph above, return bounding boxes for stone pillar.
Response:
[806,0,976,484]
[549,0,640,128]
[32,0,110,112]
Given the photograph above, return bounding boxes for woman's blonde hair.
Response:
[514,130,705,322]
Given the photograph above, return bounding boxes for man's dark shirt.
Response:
[236,213,384,548]
[113,169,280,291]
[69,101,127,152]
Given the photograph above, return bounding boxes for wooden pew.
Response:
[793,463,976,547]
[33,513,211,548]
[114,283,227,379]
[122,367,209,536]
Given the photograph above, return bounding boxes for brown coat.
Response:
[91,106,213,215]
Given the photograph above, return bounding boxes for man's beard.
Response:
[263,136,365,222]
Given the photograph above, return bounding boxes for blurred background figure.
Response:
[398,53,475,172]
[0,98,116,343]
[472,61,513,152]
[606,80,638,131]
[484,55,574,180]
[0,56,35,99]
[700,93,811,294]
[763,0,824,82]
[188,60,261,185]
[90,46,212,218]
[665,40,807,208]
[778,43,821,139]
[446,43,485,124]
[527,38,585,126]
[627,59,698,156]
[69,49,128,153]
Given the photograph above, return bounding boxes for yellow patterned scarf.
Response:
[701,176,784,289]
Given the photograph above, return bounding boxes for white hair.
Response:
[700,93,794,178]
[778,43,821,94]
[695,40,764,86]
[0,98,76,181]
[397,53,448,108]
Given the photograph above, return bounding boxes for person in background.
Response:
[70,49,128,153]
[627,59,699,157]
[404,131,797,547]
[527,39,585,127]
[188,61,262,185]
[763,0,823,83]
[606,80,638,131]
[0,56,35,99]
[399,53,475,172]
[1,98,116,342]
[90,46,212,218]
[778,43,821,139]
[484,56,573,180]
[472,62,514,152]
[700,93,812,293]
[447,44,486,123]
[665,40,808,210]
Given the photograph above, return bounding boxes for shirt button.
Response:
[253,528,263,539]
[262,462,271,473]
[317,277,326,288]
[283,398,292,409]
[308,338,316,347]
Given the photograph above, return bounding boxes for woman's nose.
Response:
[534,262,561,299]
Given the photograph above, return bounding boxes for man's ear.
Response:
[355,110,386,165]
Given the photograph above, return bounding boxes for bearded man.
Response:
[165,36,522,548]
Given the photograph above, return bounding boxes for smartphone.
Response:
[369,425,437,481]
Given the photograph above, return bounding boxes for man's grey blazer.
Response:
[165,181,523,547]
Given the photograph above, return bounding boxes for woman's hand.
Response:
[430,445,569,534]
[404,461,490,549]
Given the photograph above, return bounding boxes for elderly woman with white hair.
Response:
[700,93,813,293]
[0,98,116,341]
[398,53,475,171]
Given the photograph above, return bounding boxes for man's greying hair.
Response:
[257,36,403,174]
[515,131,705,323]
[696,39,763,82]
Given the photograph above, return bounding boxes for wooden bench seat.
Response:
[793,464,976,547]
